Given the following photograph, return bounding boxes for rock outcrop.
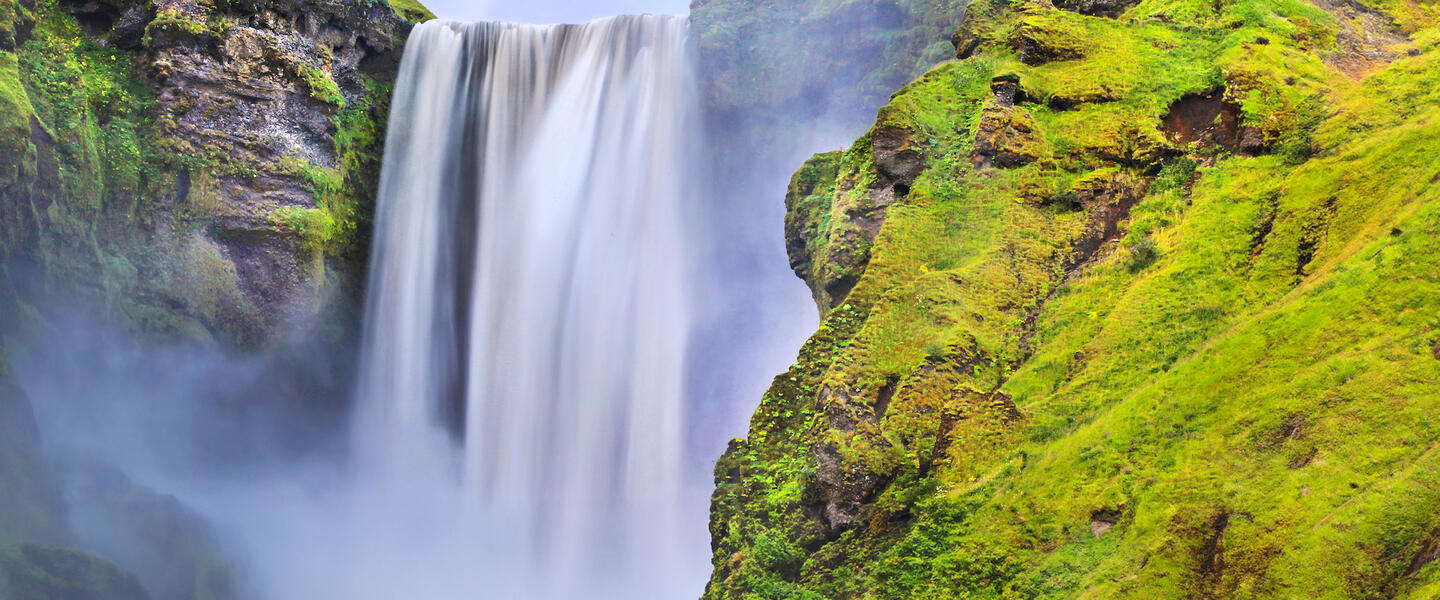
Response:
[0,0,428,347]
[785,104,929,314]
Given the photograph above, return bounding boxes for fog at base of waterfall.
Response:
[13,317,709,600]
[7,12,807,600]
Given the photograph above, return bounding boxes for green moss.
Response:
[387,0,436,22]
[273,206,337,250]
[142,7,234,46]
[785,150,843,308]
[270,72,391,265]
[0,51,35,187]
[298,62,346,109]
[707,0,1440,597]
[11,5,167,300]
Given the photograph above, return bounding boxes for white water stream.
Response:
[353,15,703,597]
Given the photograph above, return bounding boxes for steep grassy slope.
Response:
[706,0,1440,597]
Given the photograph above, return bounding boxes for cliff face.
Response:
[703,0,1440,597]
[0,1,430,597]
[0,0,428,347]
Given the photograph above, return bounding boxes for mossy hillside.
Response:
[707,0,1440,597]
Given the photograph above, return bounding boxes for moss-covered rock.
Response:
[0,0,429,348]
[1,544,150,600]
[707,0,1440,597]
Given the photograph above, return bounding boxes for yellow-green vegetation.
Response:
[706,0,1440,597]
[298,62,346,109]
[0,51,35,190]
[358,0,435,22]
[388,0,436,22]
[272,72,394,268]
[0,0,31,50]
[143,7,230,45]
[1,0,414,344]
[6,3,169,311]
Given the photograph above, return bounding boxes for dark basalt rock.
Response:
[1069,174,1147,263]
[1054,0,1141,17]
[1161,90,1270,156]
[871,123,924,188]
[813,440,884,533]
[950,3,985,60]
[990,72,1026,106]
[2,0,423,346]
[58,0,126,37]
[974,102,1041,169]
[105,5,151,50]
[784,105,935,313]
[1015,20,1084,66]
[1090,508,1124,537]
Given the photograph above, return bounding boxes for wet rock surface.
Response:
[0,0,421,346]
[137,0,413,339]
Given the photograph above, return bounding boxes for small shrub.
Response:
[1127,237,1160,273]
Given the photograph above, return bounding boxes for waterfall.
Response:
[354,15,703,597]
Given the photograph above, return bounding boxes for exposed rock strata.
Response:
[0,0,424,346]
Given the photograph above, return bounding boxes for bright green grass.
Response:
[705,0,1440,597]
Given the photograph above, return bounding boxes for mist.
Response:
[9,314,713,600]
